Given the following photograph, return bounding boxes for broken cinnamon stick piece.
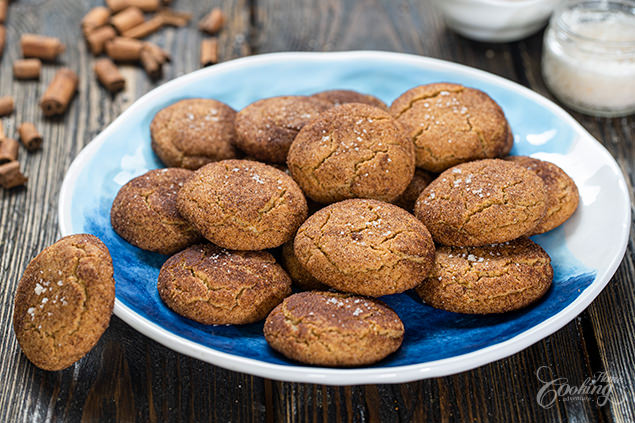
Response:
[86,25,117,55]
[0,0,7,24]
[94,58,126,92]
[199,8,225,34]
[0,138,19,164]
[0,96,14,116]
[40,68,78,117]
[143,41,170,64]
[122,15,164,39]
[82,7,111,34]
[18,123,43,151]
[105,0,128,13]
[200,38,218,67]
[111,6,145,34]
[107,0,160,13]
[140,46,161,79]
[0,25,5,58]
[21,34,66,61]
[159,9,191,27]
[13,59,42,80]
[0,120,4,138]
[105,37,144,61]
[0,161,27,189]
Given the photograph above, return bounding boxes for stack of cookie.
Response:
[107,83,579,367]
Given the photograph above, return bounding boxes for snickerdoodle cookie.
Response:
[234,96,331,163]
[506,156,579,234]
[158,244,291,325]
[176,160,308,250]
[389,83,512,172]
[294,199,435,297]
[416,237,553,314]
[150,98,239,169]
[111,168,201,255]
[263,291,404,366]
[13,234,115,371]
[311,89,387,110]
[287,103,415,204]
[393,168,435,212]
[415,159,547,246]
[281,240,327,291]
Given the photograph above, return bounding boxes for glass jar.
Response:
[542,1,635,117]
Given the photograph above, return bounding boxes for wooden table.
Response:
[0,1,633,421]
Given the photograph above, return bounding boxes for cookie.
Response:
[389,83,512,172]
[281,240,327,291]
[234,96,331,163]
[150,98,239,170]
[416,237,553,314]
[505,156,579,234]
[13,234,115,371]
[294,199,435,297]
[263,291,404,366]
[415,159,547,246]
[287,103,415,204]
[393,168,435,212]
[158,244,291,325]
[111,168,201,255]
[176,160,308,250]
[311,89,387,110]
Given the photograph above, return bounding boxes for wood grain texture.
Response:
[0,0,632,422]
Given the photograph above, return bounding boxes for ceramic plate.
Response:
[58,51,630,385]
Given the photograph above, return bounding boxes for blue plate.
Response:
[59,52,630,385]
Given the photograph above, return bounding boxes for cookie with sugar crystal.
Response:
[389,82,512,172]
[287,103,415,204]
[176,160,308,250]
[414,159,547,246]
[234,96,331,163]
[294,199,435,297]
[311,89,387,110]
[281,240,327,291]
[264,291,404,366]
[416,237,553,314]
[505,156,579,234]
[150,98,239,170]
[13,234,115,371]
[158,244,291,325]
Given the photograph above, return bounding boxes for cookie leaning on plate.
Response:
[416,237,553,314]
[158,244,291,325]
[281,240,327,291]
[176,159,308,250]
[13,234,115,371]
[264,291,404,366]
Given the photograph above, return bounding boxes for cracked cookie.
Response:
[150,98,239,170]
[310,89,387,110]
[13,234,115,371]
[234,96,331,163]
[416,237,553,314]
[389,82,513,172]
[415,159,547,246]
[294,199,435,297]
[158,244,291,325]
[111,168,201,255]
[281,240,327,291]
[393,168,435,212]
[176,160,308,250]
[505,156,579,234]
[287,103,415,204]
[263,291,404,366]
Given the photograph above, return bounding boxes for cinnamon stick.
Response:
[105,37,144,61]
[143,41,170,64]
[86,25,117,55]
[199,8,224,34]
[0,120,3,138]
[140,46,161,79]
[94,58,126,92]
[18,123,42,151]
[122,15,164,39]
[106,0,160,13]
[21,34,65,61]
[0,25,5,58]
[200,38,218,67]
[0,96,14,116]
[82,6,111,34]
[0,138,18,164]
[13,58,42,80]
[159,9,191,27]
[40,68,78,117]
[0,161,27,189]
[111,6,145,34]
[0,0,7,24]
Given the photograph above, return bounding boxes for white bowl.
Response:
[432,0,563,42]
